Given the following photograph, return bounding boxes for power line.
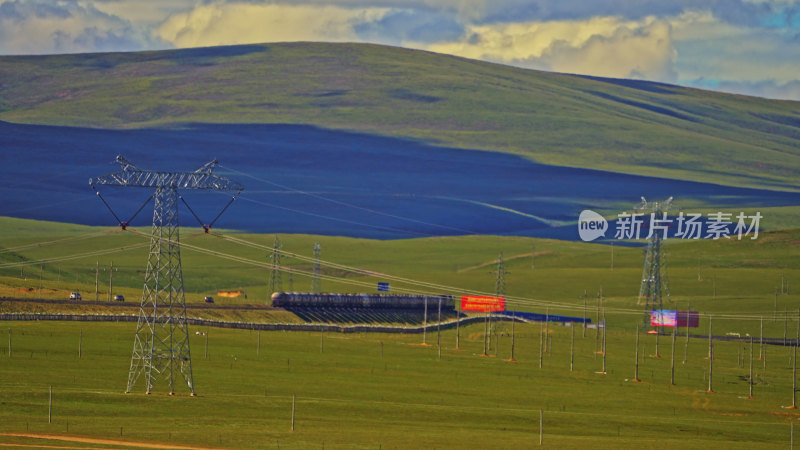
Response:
[201,232,641,314]
[219,164,480,235]
[0,242,150,268]
[201,231,792,320]
[0,230,113,255]
[237,195,428,237]
[4,226,786,321]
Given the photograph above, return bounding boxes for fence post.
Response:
[539,409,543,446]
[291,394,296,431]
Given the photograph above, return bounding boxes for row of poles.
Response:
[16,261,119,302]
[24,322,798,447]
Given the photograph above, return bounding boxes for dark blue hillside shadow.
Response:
[1,121,798,239]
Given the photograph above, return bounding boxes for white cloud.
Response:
[0,0,159,54]
[689,79,800,100]
[89,0,192,27]
[426,16,677,81]
[155,2,390,48]
[670,10,800,98]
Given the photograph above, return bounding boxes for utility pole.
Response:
[108,261,114,302]
[287,257,293,292]
[759,317,764,361]
[793,312,799,408]
[610,242,614,271]
[670,327,676,385]
[749,337,754,399]
[602,306,607,373]
[583,290,587,338]
[776,288,780,322]
[95,261,99,302]
[437,297,442,349]
[697,257,702,281]
[708,316,714,393]
[633,326,641,382]
[423,297,428,346]
[509,315,516,362]
[713,276,717,299]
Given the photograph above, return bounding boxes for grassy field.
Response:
[2,320,800,449]
[1,42,799,191]
[1,217,800,448]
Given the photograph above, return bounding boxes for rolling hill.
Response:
[1,42,799,192]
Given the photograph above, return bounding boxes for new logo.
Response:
[578,210,608,242]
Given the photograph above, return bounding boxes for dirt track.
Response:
[0,433,221,449]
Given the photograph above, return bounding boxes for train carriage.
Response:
[271,292,455,310]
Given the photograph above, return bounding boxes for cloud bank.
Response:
[0,0,160,54]
[155,3,387,47]
[427,16,677,81]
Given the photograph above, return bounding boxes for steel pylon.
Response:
[127,186,193,394]
[494,252,507,298]
[311,242,321,293]
[268,235,282,296]
[637,197,673,327]
[91,156,242,395]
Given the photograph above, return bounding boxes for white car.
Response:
[69,292,82,300]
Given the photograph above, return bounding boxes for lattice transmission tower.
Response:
[268,235,282,295]
[311,242,321,293]
[494,252,508,298]
[91,156,242,395]
[637,196,673,327]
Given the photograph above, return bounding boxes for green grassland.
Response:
[1,318,800,448]
[2,217,800,448]
[1,42,799,191]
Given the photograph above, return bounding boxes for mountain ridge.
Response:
[1,41,799,191]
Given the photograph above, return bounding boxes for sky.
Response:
[1,0,799,100]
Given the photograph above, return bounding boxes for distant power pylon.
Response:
[494,252,508,298]
[637,197,673,327]
[91,155,242,395]
[311,242,321,293]
[269,235,283,295]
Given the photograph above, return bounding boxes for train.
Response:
[271,292,455,310]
